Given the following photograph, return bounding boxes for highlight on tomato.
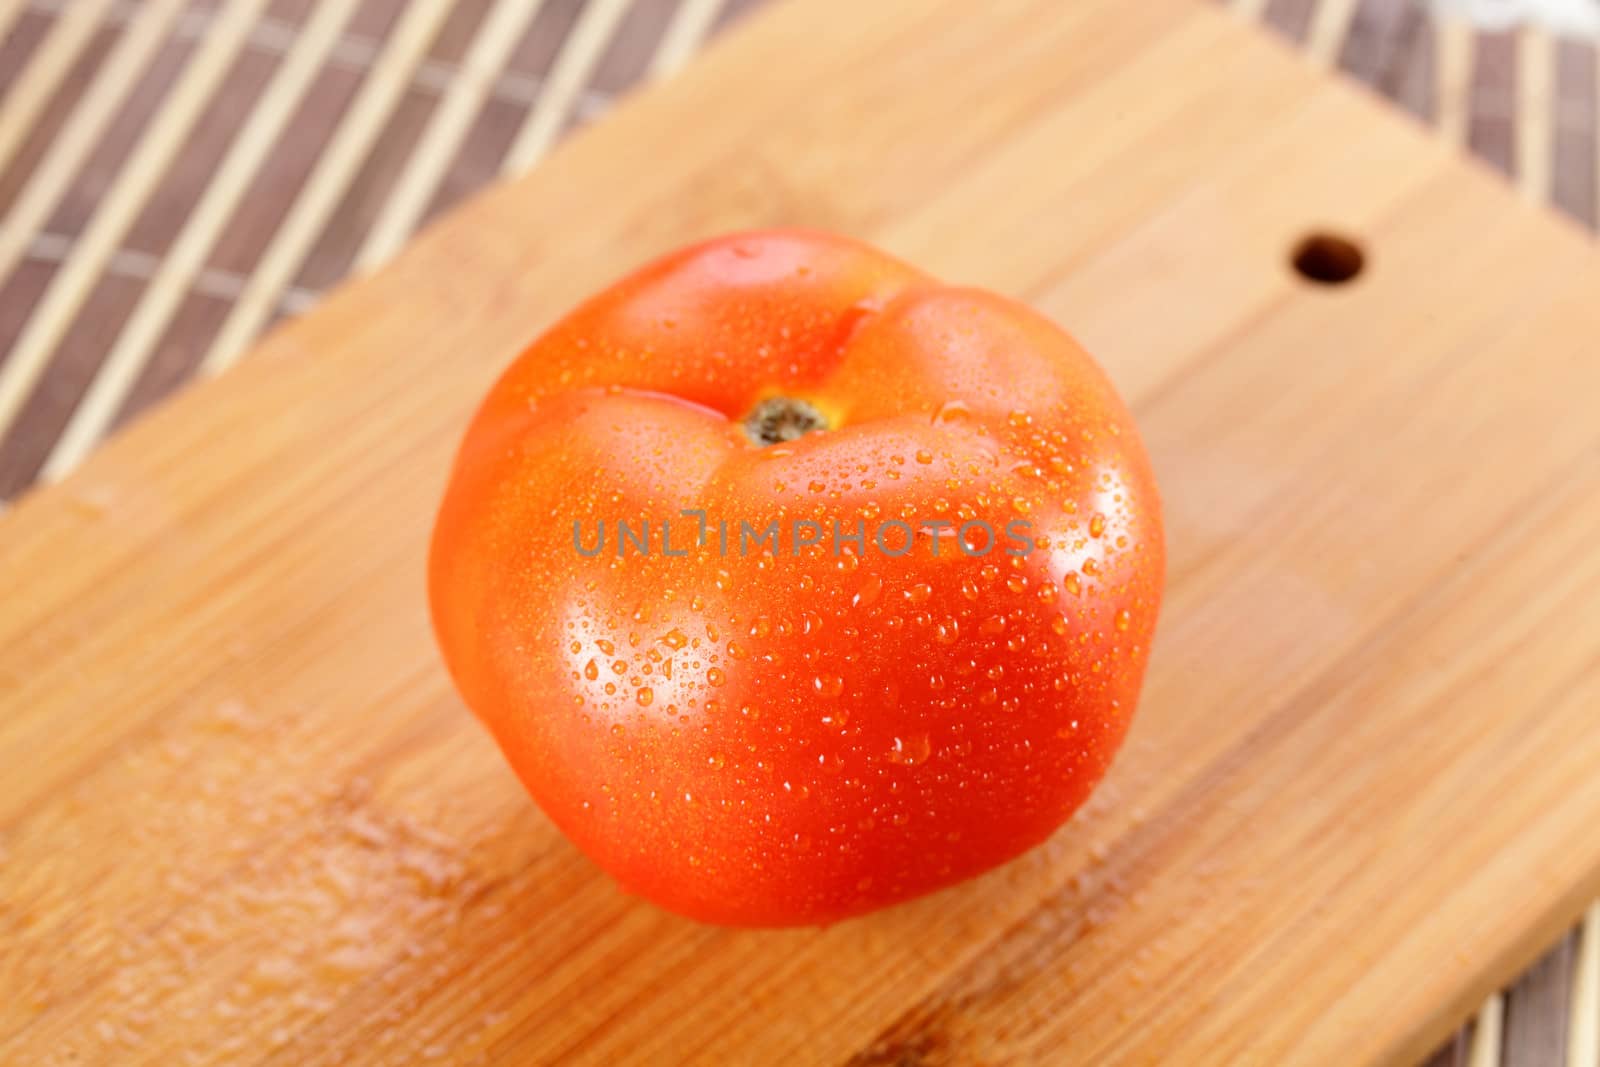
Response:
[429,230,1164,926]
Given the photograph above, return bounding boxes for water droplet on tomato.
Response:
[888,733,932,766]
[813,674,844,698]
[852,575,883,609]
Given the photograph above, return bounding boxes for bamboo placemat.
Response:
[0,2,1596,1064]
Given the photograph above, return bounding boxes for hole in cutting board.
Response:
[1291,231,1365,285]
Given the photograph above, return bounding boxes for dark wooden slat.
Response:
[419,93,531,233]
[1469,30,1518,176]
[39,8,200,238]
[1505,931,1578,1067]
[1338,0,1413,84]
[264,0,320,24]
[420,0,499,67]
[589,0,679,93]
[1422,1025,1472,1067]
[0,261,55,378]
[1263,0,1319,45]
[0,16,119,215]
[715,0,768,32]
[117,289,235,435]
[1379,5,1436,122]
[124,47,283,256]
[509,0,588,76]
[284,78,437,293]
[1553,37,1597,228]
[0,9,52,99]
[348,0,412,40]
[0,272,145,497]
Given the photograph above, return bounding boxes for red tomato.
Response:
[429,230,1164,926]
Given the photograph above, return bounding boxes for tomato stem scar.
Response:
[743,396,829,446]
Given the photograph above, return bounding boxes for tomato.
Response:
[429,230,1164,926]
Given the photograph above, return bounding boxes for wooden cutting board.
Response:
[4,0,1599,1063]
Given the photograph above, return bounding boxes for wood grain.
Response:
[2,0,1599,1064]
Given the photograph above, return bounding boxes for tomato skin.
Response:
[429,231,1164,926]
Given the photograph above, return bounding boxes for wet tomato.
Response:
[429,230,1164,926]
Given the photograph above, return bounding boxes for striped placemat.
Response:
[0,2,1596,1064]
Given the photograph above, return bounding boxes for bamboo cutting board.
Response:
[3,0,1600,1062]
